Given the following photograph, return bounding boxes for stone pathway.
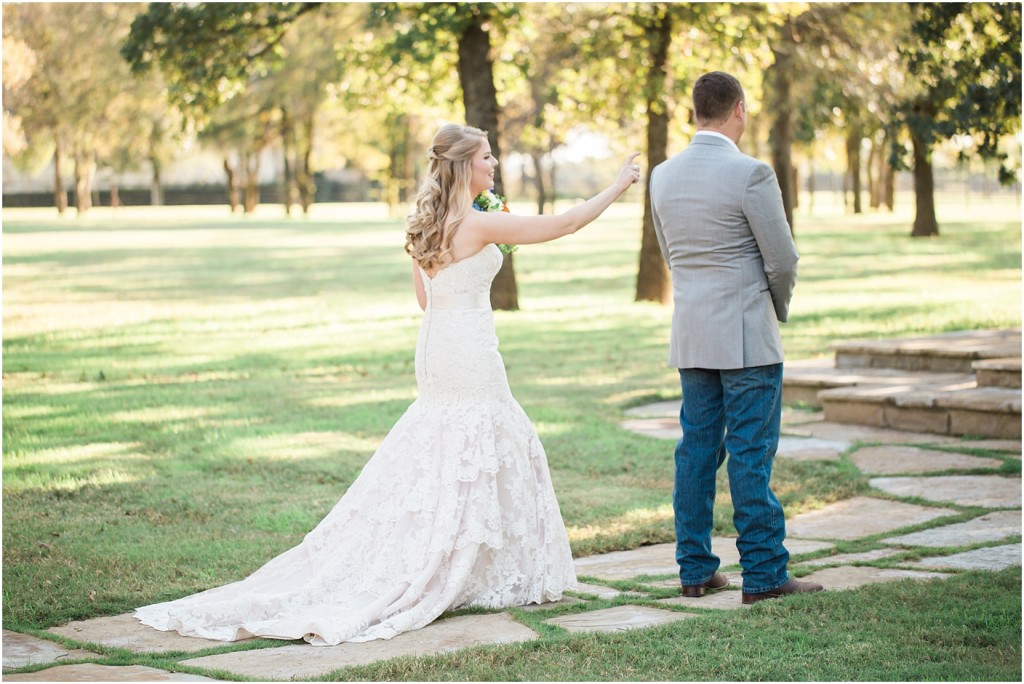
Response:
[4,407,1020,682]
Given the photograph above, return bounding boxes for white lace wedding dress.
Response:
[134,243,577,646]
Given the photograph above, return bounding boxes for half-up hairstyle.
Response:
[406,123,488,271]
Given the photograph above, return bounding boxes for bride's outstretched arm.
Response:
[462,153,641,248]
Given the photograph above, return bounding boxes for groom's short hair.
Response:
[693,72,744,125]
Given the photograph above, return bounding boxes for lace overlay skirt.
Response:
[134,305,577,645]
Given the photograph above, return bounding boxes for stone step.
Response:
[783,358,976,409]
[819,384,1022,439]
[973,357,1023,389]
[831,328,1021,373]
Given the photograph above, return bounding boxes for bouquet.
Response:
[472,189,518,255]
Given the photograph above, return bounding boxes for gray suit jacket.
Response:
[650,134,798,370]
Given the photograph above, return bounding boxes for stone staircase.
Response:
[783,329,1022,439]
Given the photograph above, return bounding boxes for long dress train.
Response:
[134,243,577,645]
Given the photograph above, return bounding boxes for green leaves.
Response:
[897,2,1022,183]
[121,2,322,117]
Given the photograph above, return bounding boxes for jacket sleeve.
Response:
[743,162,799,322]
[650,167,671,266]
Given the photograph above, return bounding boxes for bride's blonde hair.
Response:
[406,123,488,270]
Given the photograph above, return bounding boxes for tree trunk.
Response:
[150,157,164,206]
[910,129,938,236]
[882,129,895,211]
[883,159,895,212]
[300,142,315,215]
[807,153,816,213]
[549,140,557,212]
[401,115,416,204]
[280,107,295,216]
[531,152,547,215]
[53,142,67,215]
[243,151,260,214]
[635,7,672,304]
[297,111,316,215]
[791,165,799,209]
[385,113,403,215]
[846,126,863,214]
[867,133,881,209]
[769,18,796,233]
[73,151,94,215]
[223,158,240,212]
[110,181,120,209]
[457,9,517,310]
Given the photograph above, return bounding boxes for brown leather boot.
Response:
[742,578,824,604]
[681,572,730,597]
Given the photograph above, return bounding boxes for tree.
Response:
[569,2,734,304]
[633,4,675,304]
[122,2,322,121]
[125,2,522,307]
[766,12,798,230]
[257,5,360,215]
[498,2,581,215]
[894,2,1022,237]
[373,2,521,310]
[125,2,374,216]
[786,5,909,216]
[98,64,185,208]
[4,3,142,215]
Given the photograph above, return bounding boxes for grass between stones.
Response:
[2,197,1021,679]
[319,568,1021,682]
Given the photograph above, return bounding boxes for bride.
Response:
[134,124,641,646]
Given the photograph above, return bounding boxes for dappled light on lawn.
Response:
[566,504,675,544]
[1,200,1018,629]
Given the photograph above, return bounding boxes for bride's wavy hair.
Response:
[406,124,488,270]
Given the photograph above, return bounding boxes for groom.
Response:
[650,71,822,604]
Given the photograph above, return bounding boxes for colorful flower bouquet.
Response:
[472,189,518,255]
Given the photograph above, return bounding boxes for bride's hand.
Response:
[616,152,643,191]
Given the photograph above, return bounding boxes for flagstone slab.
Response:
[544,605,697,634]
[869,475,1022,508]
[851,445,1003,474]
[623,402,822,424]
[787,496,957,540]
[642,572,743,591]
[517,596,584,612]
[620,405,823,440]
[575,539,832,581]
[883,511,1022,548]
[181,613,536,680]
[619,418,680,440]
[574,542,683,580]
[48,613,237,654]
[569,583,627,599]
[657,591,748,611]
[796,548,905,567]
[624,401,679,418]
[784,421,963,446]
[2,631,100,669]
[785,539,838,557]
[798,565,949,591]
[777,436,846,461]
[959,439,1021,452]
[906,543,1023,571]
[2,664,219,681]
[781,409,827,427]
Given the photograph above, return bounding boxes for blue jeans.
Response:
[673,365,790,594]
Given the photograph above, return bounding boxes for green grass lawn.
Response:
[2,195,1021,680]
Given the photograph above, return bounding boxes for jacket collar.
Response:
[691,131,740,153]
